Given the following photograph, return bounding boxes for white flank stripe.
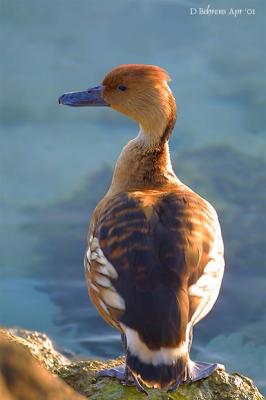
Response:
[95,265,110,276]
[94,255,107,265]
[204,259,221,274]
[88,237,118,279]
[95,263,118,279]
[104,261,118,279]
[94,274,112,288]
[101,288,125,310]
[188,285,205,298]
[96,248,104,257]
[188,220,224,326]
[90,283,99,293]
[91,237,99,251]
[98,299,110,315]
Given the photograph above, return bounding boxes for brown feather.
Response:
[86,186,220,348]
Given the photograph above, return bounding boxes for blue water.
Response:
[0,0,265,393]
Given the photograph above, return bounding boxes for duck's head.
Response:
[59,64,176,144]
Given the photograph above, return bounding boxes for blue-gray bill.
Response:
[58,85,109,107]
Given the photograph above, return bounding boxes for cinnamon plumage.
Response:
[59,64,225,392]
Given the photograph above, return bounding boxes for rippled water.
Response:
[0,0,265,393]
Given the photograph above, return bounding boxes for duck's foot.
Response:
[187,360,224,382]
[97,364,148,395]
[167,360,224,392]
[97,365,130,382]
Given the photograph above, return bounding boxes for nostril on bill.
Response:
[58,94,64,104]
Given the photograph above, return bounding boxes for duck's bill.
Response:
[58,85,109,107]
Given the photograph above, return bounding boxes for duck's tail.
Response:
[127,352,188,389]
[126,345,223,389]
[123,326,188,389]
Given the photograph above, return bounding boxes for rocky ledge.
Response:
[0,328,264,400]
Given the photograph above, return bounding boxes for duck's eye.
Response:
[117,85,127,92]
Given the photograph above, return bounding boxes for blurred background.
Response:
[0,0,265,394]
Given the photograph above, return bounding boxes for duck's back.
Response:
[85,185,224,387]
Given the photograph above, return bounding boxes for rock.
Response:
[0,328,264,400]
[58,361,265,400]
[0,331,85,400]
[0,328,69,372]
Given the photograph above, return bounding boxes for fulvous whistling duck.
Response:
[59,64,225,393]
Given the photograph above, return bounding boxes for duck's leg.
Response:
[96,333,131,382]
[121,332,127,353]
[187,326,224,380]
[188,325,193,353]
[167,359,223,393]
[96,333,148,394]
[167,326,224,392]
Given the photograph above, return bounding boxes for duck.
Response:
[59,64,225,393]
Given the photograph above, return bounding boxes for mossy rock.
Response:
[57,359,264,400]
[0,327,69,372]
[0,328,264,400]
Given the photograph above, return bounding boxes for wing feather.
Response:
[85,188,224,348]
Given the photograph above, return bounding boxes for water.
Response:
[0,0,265,393]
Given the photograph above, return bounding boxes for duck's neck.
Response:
[109,133,179,194]
[108,86,178,193]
